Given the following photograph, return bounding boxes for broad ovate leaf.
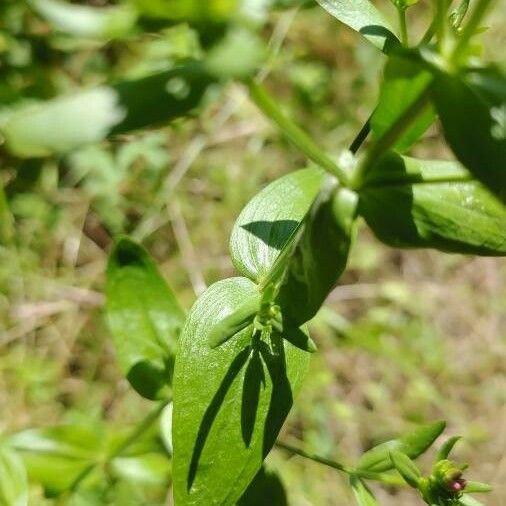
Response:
[2,63,212,158]
[372,56,435,153]
[230,168,325,283]
[359,154,506,256]
[315,0,399,52]
[29,0,137,40]
[350,475,378,506]
[276,181,357,325]
[7,426,103,496]
[430,69,506,202]
[172,277,310,505]
[357,420,445,472]
[0,448,28,506]
[106,238,185,399]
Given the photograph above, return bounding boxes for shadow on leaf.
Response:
[241,350,266,448]
[241,220,299,250]
[188,346,250,490]
[259,339,293,457]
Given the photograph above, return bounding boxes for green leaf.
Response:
[132,0,238,22]
[28,0,137,39]
[372,56,435,153]
[172,277,310,505]
[389,451,421,489]
[110,453,171,485]
[237,466,288,506]
[106,237,185,399]
[464,481,492,494]
[459,495,485,506]
[0,448,28,506]
[276,182,357,325]
[357,420,445,472]
[314,0,399,52]
[430,69,506,202]
[230,168,326,283]
[2,62,213,158]
[359,154,506,256]
[205,28,267,79]
[7,426,103,496]
[350,475,379,506]
[436,436,462,461]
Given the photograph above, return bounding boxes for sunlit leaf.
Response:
[28,0,137,40]
[172,277,310,505]
[106,238,185,399]
[357,420,445,472]
[360,154,506,256]
[230,168,325,283]
[314,0,399,51]
[0,448,28,506]
[2,63,213,158]
[389,451,421,488]
[431,69,506,202]
[350,475,378,506]
[372,56,435,153]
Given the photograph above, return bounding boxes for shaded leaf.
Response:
[276,182,357,325]
[106,237,185,399]
[372,56,435,153]
[28,0,137,40]
[359,154,506,256]
[230,168,325,283]
[314,0,399,51]
[172,277,310,505]
[0,448,28,506]
[132,0,237,22]
[431,69,506,202]
[350,475,378,506]
[237,466,287,506]
[357,421,445,472]
[2,62,213,158]
[459,495,485,506]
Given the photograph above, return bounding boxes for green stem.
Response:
[69,400,170,493]
[107,399,170,461]
[275,441,406,486]
[398,7,408,46]
[246,79,349,186]
[350,87,432,190]
[452,0,494,59]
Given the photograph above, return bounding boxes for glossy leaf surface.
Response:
[357,420,445,472]
[372,56,435,153]
[230,168,325,283]
[172,277,310,505]
[106,238,185,399]
[360,154,506,256]
[2,63,212,158]
[315,0,399,51]
[0,448,28,506]
[431,70,506,202]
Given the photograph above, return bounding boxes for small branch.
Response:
[246,80,350,186]
[350,87,432,189]
[349,115,372,154]
[169,199,207,297]
[398,7,409,46]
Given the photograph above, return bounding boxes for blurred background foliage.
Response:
[0,0,504,504]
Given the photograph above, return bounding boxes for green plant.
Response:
[0,0,504,505]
